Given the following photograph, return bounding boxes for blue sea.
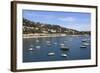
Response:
[23,35,91,62]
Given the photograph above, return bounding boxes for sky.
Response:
[23,10,91,31]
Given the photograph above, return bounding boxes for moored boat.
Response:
[60,45,69,50]
[28,47,35,51]
[61,53,68,57]
[83,42,90,46]
[60,43,65,46]
[81,39,89,42]
[36,46,40,49]
[80,45,87,48]
[48,52,55,56]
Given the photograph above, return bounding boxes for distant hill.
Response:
[23,18,90,35]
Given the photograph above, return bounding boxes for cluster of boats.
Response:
[28,45,41,51]
[47,43,69,57]
[28,38,90,57]
[80,39,90,48]
[48,52,68,57]
[28,39,69,57]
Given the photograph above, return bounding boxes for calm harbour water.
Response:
[23,35,91,62]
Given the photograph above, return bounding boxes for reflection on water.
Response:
[23,35,91,62]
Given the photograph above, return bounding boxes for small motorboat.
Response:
[83,42,90,46]
[61,53,68,57]
[48,52,55,56]
[36,46,40,49]
[60,46,69,50]
[81,39,88,42]
[60,44,65,46]
[29,45,35,51]
[28,47,35,51]
[80,45,87,48]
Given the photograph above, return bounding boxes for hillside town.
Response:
[23,18,90,38]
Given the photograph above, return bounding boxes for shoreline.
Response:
[23,34,90,39]
[23,34,66,38]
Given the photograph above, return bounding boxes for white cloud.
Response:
[59,17,76,22]
[65,24,91,31]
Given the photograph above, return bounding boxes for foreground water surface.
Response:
[23,35,91,62]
